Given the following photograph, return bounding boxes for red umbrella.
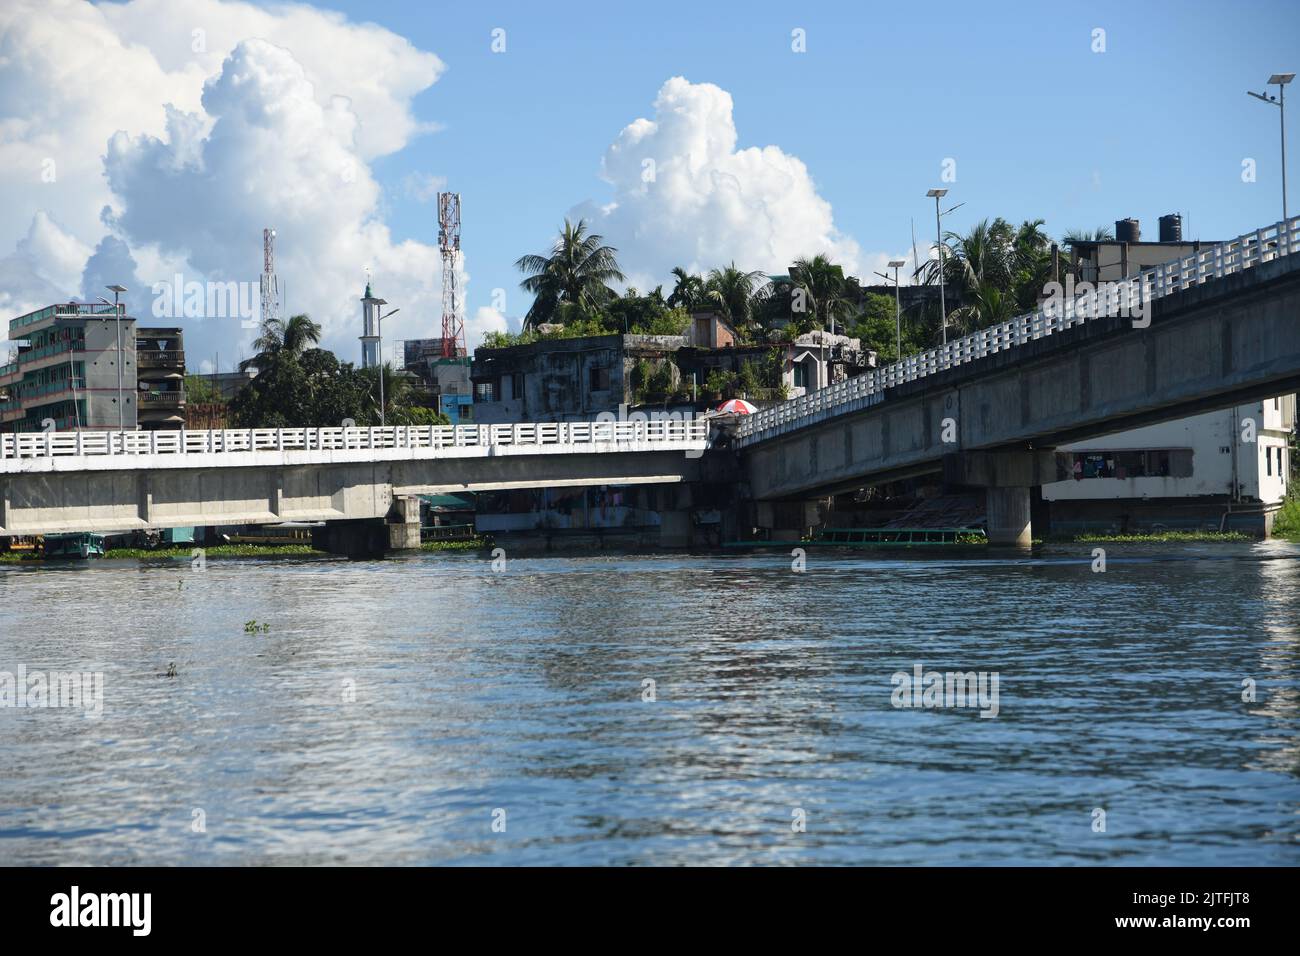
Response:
[716,398,758,415]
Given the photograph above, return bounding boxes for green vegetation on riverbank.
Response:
[1272,493,1300,540]
[420,537,490,552]
[1047,530,1253,543]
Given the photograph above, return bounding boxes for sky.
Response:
[1,0,1297,372]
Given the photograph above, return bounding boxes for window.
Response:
[1267,447,1273,476]
[509,373,524,401]
[473,381,495,402]
[793,363,807,389]
[1056,448,1193,481]
[589,366,611,392]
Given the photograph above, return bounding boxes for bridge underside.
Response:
[744,252,1300,502]
[0,451,702,535]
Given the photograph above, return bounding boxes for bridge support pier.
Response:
[387,495,422,552]
[985,487,1033,548]
[312,519,390,560]
[754,500,819,542]
[945,450,1054,548]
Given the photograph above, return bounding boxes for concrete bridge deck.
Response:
[0,420,709,536]
[739,217,1300,509]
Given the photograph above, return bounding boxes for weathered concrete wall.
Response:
[744,252,1300,500]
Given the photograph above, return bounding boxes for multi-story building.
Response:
[134,327,186,430]
[469,328,871,424]
[1,302,137,431]
[1043,215,1296,534]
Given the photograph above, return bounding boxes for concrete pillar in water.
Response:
[312,518,389,559]
[387,495,422,552]
[985,486,1032,547]
[659,510,692,548]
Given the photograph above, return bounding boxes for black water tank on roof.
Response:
[1115,218,1140,243]
[1158,213,1182,243]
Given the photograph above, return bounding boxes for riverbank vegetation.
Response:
[420,537,490,552]
[1047,530,1254,543]
[1271,491,1300,540]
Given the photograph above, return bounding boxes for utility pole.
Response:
[927,189,949,344]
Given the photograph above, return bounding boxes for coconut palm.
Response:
[704,263,770,336]
[1063,225,1115,244]
[240,313,322,372]
[789,254,855,335]
[516,219,625,329]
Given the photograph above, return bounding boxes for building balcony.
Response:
[137,349,185,371]
[138,389,185,408]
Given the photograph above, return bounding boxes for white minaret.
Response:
[359,278,381,368]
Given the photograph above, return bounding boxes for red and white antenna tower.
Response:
[437,193,465,358]
[260,227,280,328]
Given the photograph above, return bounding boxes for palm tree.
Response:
[704,263,770,336]
[943,218,1014,293]
[948,283,1017,336]
[1063,225,1115,244]
[240,314,322,372]
[667,267,706,311]
[789,254,855,335]
[516,219,625,329]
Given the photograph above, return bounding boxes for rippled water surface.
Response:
[1,541,1298,865]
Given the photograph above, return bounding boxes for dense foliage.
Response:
[229,314,447,427]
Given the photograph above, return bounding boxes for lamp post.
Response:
[887,259,905,359]
[873,261,909,362]
[374,303,399,426]
[926,189,949,344]
[1247,72,1294,221]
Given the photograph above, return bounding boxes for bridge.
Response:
[3,217,1298,552]
[734,216,1300,544]
[0,419,709,554]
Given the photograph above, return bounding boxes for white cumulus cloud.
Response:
[575,76,863,289]
[0,0,453,368]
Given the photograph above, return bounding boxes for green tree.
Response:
[667,267,707,311]
[704,263,770,341]
[516,219,625,329]
[788,254,855,335]
[239,314,322,372]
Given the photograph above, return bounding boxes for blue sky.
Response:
[1,0,1296,367]
[338,0,1299,312]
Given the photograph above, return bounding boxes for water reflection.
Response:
[0,542,1297,865]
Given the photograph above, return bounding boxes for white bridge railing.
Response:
[736,215,1300,446]
[0,418,709,465]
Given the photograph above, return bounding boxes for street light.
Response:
[1247,72,1294,221]
[374,303,399,426]
[926,189,949,344]
[99,284,128,431]
[886,260,906,359]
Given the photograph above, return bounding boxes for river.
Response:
[1,541,1297,865]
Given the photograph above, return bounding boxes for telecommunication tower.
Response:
[260,227,280,329]
[437,193,465,358]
